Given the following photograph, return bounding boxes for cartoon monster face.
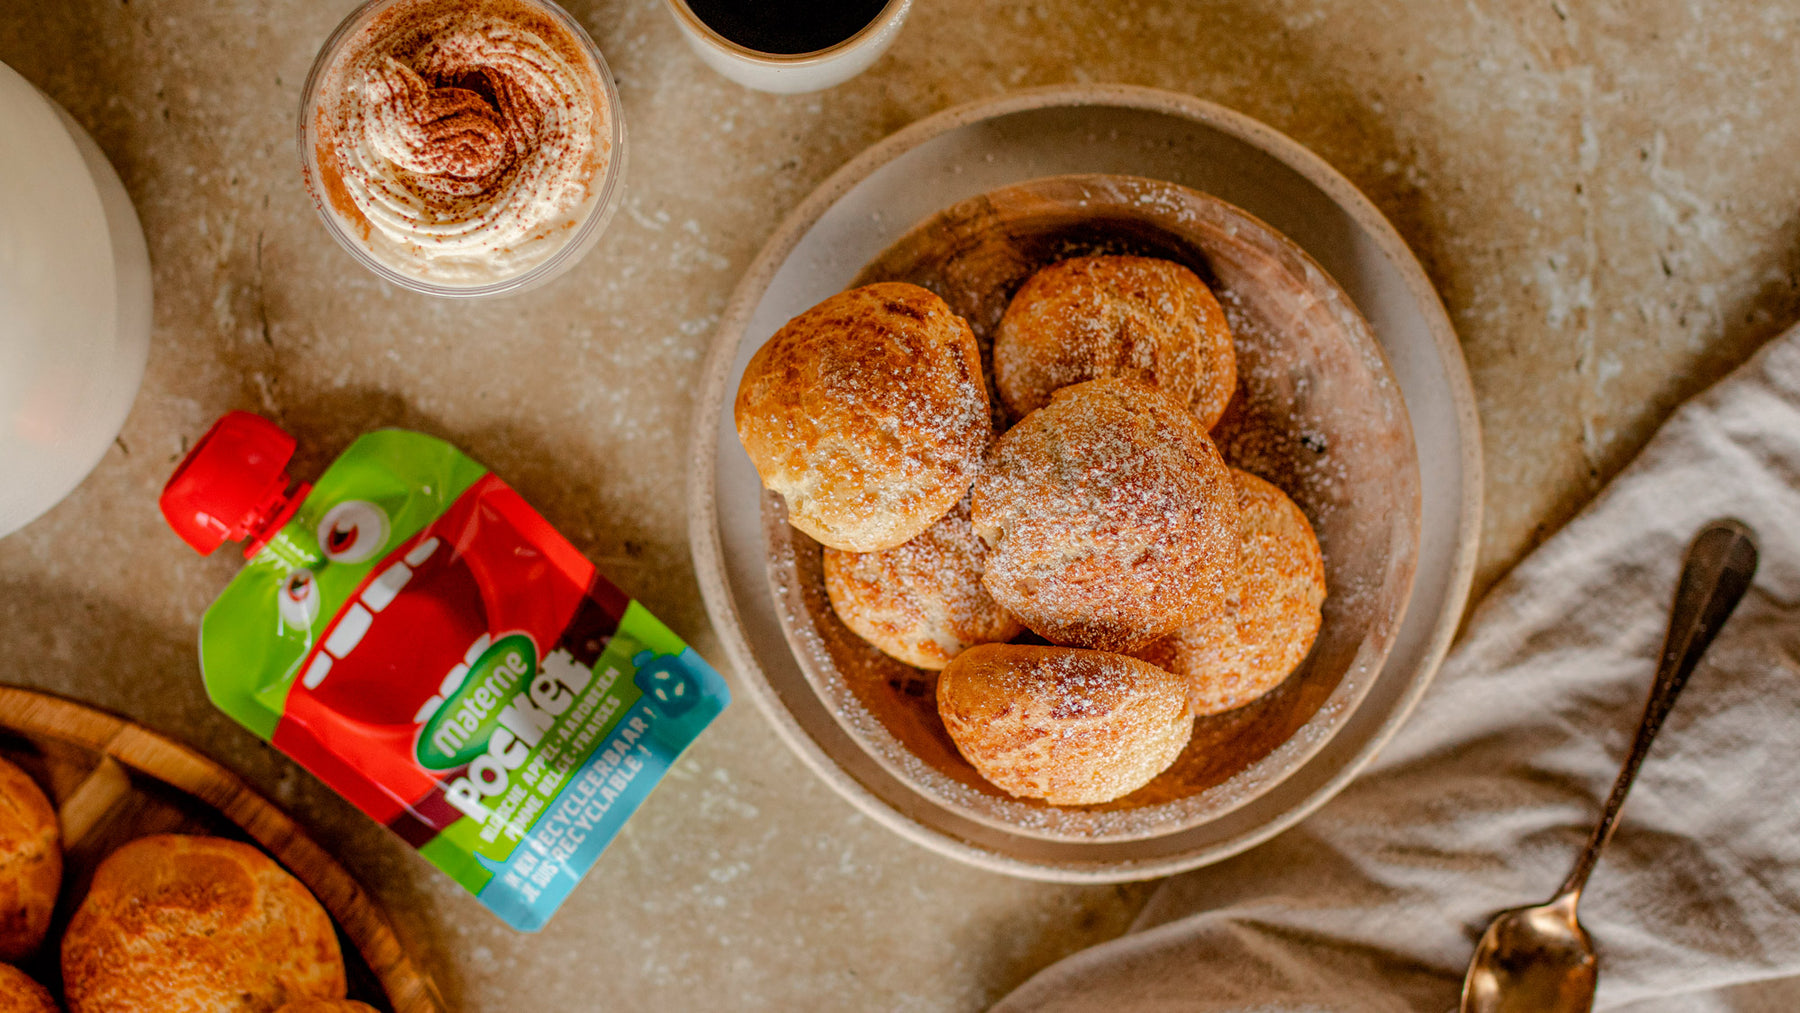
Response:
[267,498,395,639]
[199,430,488,740]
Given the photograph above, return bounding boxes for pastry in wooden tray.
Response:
[0,685,441,1011]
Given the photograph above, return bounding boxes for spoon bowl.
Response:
[1463,894,1596,1013]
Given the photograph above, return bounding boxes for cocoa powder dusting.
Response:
[307,0,611,284]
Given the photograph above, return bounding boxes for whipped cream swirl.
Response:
[311,0,612,287]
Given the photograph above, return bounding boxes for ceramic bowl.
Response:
[762,174,1421,842]
[688,85,1481,881]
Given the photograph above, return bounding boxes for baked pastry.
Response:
[823,497,1024,670]
[993,255,1237,428]
[0,757,60,963]
[62,834,346,1013]
[937,644,1192,804]
[1136,469,1326,715]
[736,282,991,552]
[274,1003,379,1013]
[972,377,1240,653]
[0,964,57,1013]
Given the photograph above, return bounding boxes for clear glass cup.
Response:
[298,0,627,298]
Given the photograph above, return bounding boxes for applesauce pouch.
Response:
[159,412,728,931]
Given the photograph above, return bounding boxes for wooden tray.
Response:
[0,684,444,1012]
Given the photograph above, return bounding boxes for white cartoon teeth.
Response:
[299,534,443,693]
[362,560,411,611]
[406,537,440,566]
[462,634,492,666]
[302,652,332,689]
[325,603,374,657]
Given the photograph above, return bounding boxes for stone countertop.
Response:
[2,1,1797,1009]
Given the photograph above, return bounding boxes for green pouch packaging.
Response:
[159,412,728,931]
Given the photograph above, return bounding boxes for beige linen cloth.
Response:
[994,326,1800,1013]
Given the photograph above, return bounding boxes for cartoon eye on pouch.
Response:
[277,569,321,629]
[317,500,390,564]
[633,650,698,718]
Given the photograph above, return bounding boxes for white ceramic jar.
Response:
[663,0,912,94]
[0,61,152,538]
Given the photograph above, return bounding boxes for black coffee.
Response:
[685,0,890,56]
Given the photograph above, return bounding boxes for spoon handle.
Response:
[1554,518,1760,901]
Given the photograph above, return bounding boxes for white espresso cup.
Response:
[663,0,912,94]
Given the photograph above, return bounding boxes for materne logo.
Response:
[414,632,594,825]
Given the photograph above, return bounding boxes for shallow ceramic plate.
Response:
[688,85,1481,881]
[765,173,1421,842]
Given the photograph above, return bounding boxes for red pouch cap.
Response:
[160,411,311,558]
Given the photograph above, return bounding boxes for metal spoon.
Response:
[1460,518,1760,1013]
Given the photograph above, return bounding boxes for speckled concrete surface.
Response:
[2,1,1797,1009]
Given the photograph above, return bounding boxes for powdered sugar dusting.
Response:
[993,255,1236,428]
[737,282,991,552]
[822,497,1022,670]
[1136,469,1327,716]
[937,645,1191,805]
[973,377,1238,653]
